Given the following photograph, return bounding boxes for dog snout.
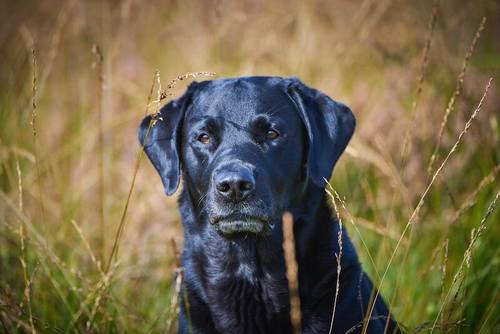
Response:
[213,163,255,203]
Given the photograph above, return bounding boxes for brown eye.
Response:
[197,133,210,144]
[266,129,280,140]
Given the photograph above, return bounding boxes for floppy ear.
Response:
[138,83,196,195]
[285,77,356,188]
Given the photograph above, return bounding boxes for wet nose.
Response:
[214,165,255,203]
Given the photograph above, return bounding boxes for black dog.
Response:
[139,77,398,333]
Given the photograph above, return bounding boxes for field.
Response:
[0,0,499,332]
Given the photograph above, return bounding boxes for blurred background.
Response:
[0,0,498,332]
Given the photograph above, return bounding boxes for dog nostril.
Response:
[216,182,231,193]
[214,166,255,201]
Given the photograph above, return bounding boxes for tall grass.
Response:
[0,0,498,332]
[283,212,302,334]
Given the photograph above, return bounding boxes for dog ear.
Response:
[285,77,355,188]
[138,83,197,195]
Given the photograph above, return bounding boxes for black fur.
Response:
[139,76,399,333]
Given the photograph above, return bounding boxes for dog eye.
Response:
[266,129,280,140]
[197,133,210,144]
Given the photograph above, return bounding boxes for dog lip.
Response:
[217,220,265,234]
[212,213,275,235]
[212,213,270,225]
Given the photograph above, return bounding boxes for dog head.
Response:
[139,77,355,236]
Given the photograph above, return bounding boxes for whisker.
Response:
[266,103,291,116]
[196,194,208,208]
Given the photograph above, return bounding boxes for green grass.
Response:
[0,0,499,333]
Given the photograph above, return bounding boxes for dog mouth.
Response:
[212,213,275,236]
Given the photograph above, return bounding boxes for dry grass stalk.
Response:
[86,284,106,331]
[105,71,164,273]
[1,188,77,275]
[384,230,415,333]
[324,185,394,332]
[68,261,118,331]
[105,116,152,272]
[70,220,103,274]
[30,48,37,146]
[325,184,382,281]
[37,0,74,97]
[439,239,449,329]
[347,141,411,208]
[430,189,499,333]
[165,238,186,333]
[16,158,35,334]
[165,262,182,332]
[0,311,32,332]
[155,71,163,115]
[427,17,486,175]
[165,238,184,333]
[0,190,92,325]
[362,78,493,332]
[410,77,492,226]
[282,212,301,334]
[15,158,23,212]
[350,216,400,241]
[30,47,47,232]
[70,219,111,331]
[106,92,160,274]
[144,71,159,116]
[449,164,499,225]
[327,191,343,334]
[441,219,493,329]
[147,71,216,108]
[412,319,466,333]
[106,71,215,272]
[400,0,439,162]
[92,44,106,263]
[345,315,391,334]
[416,238,445,279]
[323,185,395,332]
[418,164,497,279]
[182,287,193,334]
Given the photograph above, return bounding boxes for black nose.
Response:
[214,165,255,203]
